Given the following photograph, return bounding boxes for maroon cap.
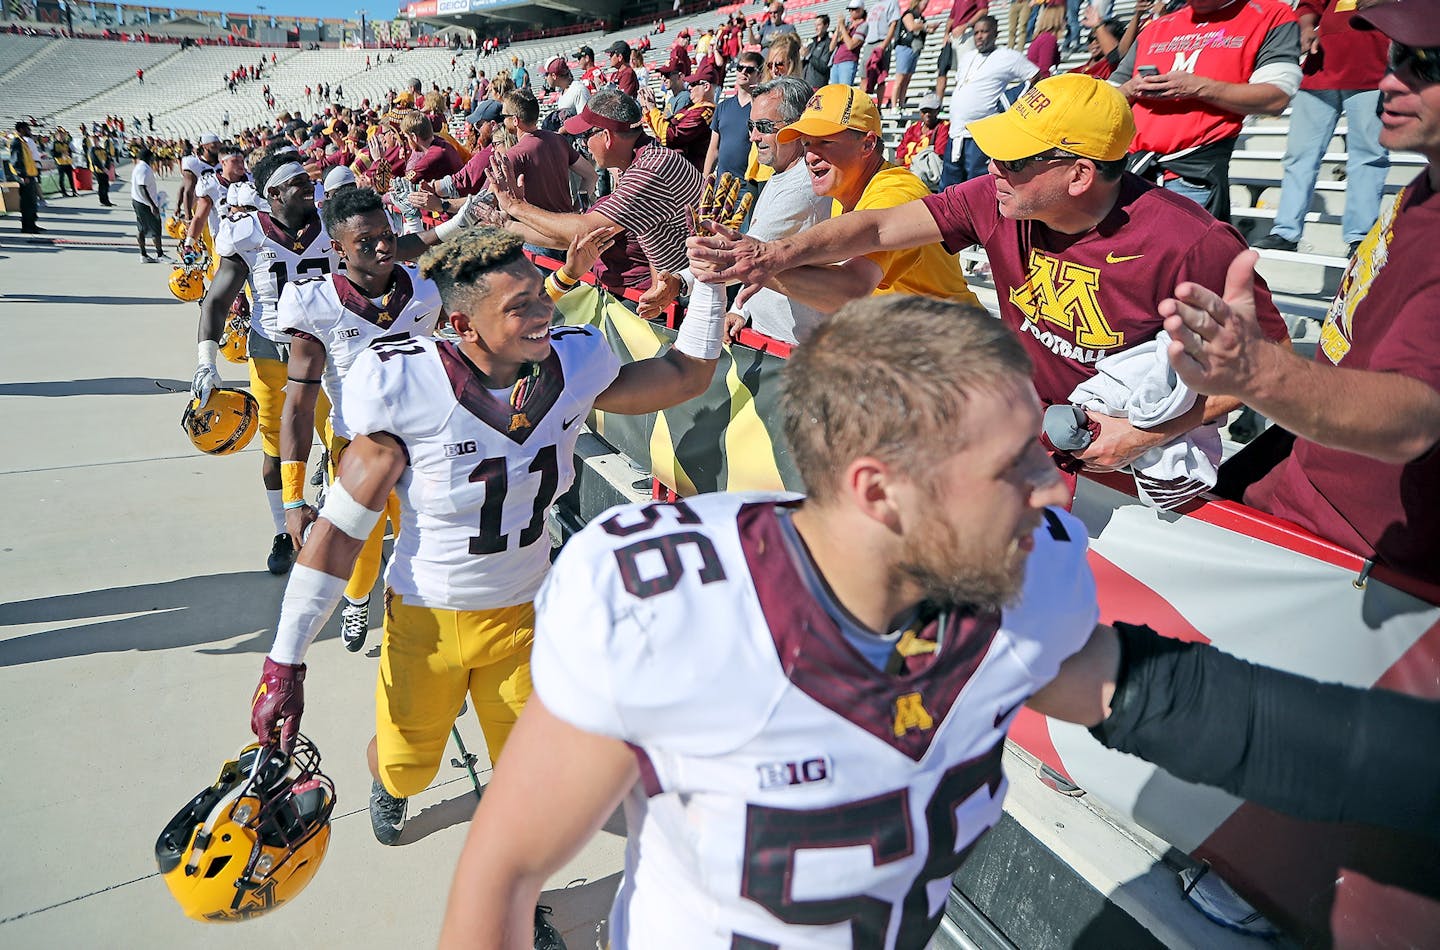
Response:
[686,60,722,85]
[657,60,684,75]
[562,105,644,137]
[1352,0,1440,47]
[544,56,571,76]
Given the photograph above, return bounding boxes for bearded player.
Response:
[440,296,1439,949]
[248,230,725,865]
[192,150,480,573]
[275,187,445,653]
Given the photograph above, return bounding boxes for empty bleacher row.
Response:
[1,0,1422,324]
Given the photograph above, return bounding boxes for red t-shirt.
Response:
[1118,0,1299,154]
[1246,173,1440,584]
[898,120,950,168]
[611,65,640,97]
[1297,0,1388,91]
[920,173,1289,404]
[449,144,494,196]
[506,129,579,214]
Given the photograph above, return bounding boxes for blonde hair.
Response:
[399,110,433,141]
[418,227,527,308]
[781,296,1032,502]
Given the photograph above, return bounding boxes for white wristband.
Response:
[198,339,219,367]
[319,479,385,541]
[269,563,347,665]
[673,278,725,360]
[433,195,472,243]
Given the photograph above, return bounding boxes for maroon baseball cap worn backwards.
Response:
[562,105,644,137]
[1352,0,1440,47]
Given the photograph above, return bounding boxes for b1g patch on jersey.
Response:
[444,439,478,458]
[756,755,833,791]
[339,328,361,339]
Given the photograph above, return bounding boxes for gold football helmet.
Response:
[169,265,206,302]
[156,736,335,923]
[182,388,258,456]
[220,298,250,363]
[165,215,187,240]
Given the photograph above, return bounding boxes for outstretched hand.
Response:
[487,151,526,213]
[1160,249,1274,398]
[564,223,622,282]
[686,218,772,291]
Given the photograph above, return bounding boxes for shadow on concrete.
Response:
[0,294,180,306]
[404,791,484,844]
[0,377,194,397]
[0,570,314,666]
[544,871,623,947]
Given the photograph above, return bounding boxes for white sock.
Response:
[345,596,367,608]
[266,489,286,534]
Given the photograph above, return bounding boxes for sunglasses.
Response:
[747,118,781,134]
[767,61,789,71]
[355,230,398,254]
[1388,43,1440,85]
[737,64,761,74]
[993,149,1079,175]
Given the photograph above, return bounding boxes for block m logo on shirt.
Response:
[1171,48,1202,73]
[1009,250,1124,350]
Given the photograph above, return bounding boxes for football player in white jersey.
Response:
[440,296,1440,949]
[177,133,219,233]
[192,150,482,574]
[248,229,726,874]
[183,144,249,271]
[276,186,445,653]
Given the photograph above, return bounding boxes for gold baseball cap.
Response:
[776,84,881,144]
[967,74,1135,162]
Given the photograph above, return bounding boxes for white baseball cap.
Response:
[918,94,942,112]
[199,132,221,145]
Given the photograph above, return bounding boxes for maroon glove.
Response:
[251,657,306,754]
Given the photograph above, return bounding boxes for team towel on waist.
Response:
[1068,331,1221,510]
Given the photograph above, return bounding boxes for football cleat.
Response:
[182,388,258,456]
[341,600,368,653]
[369,779,407,846]
[155,735,335,922]
[268,533,296,575]
[534,905,567,950]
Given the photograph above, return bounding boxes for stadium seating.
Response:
[0,0,1425,324]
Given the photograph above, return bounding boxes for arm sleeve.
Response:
[1092,621,1440,840]
[1111,42,1138,84]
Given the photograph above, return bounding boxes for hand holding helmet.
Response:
[191,341,222,406]
[251,657,306,754]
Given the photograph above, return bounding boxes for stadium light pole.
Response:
[357,8,367,49]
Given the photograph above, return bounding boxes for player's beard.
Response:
[895,512,1028,613]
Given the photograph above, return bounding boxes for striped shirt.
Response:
[592,140,702,292]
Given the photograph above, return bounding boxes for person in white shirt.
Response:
[941,15,1038,186]
[860,0,902,88]
[129,146,167,262]
[724,77,833,345]
[544,56,588,121]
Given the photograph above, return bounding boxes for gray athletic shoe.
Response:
[369,778,407,845]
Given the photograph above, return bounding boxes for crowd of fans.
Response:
[6,0,1436,587]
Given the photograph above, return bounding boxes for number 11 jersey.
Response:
[342,328,620,611]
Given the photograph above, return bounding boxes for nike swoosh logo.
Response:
[562,414,581,430]
[994,699,1024,729]
[1105,252,1144,264]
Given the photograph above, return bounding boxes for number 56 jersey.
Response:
[342,328,620,611]
[532,493,1099,949]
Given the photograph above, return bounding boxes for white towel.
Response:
[1069,332,1221,510]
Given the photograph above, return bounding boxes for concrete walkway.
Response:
[0,172,624,948]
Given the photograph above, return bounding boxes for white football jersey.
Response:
[342,328,621,610]
[277,265,443,440]
[532,493,1099,949]
[195,171,249,236]
[215,210,340,344]
[181,153,213,181]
